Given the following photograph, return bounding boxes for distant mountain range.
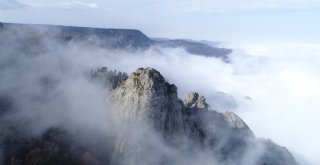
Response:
[0,22,232,60]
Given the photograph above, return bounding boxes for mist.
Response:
[108,44,320,165]
[76,42,320,164]
[0,26,318,164]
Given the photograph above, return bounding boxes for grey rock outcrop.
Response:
[224,111,249,129]
[110,67,194,164]
[183,92,209,110]
[110,67,184,133]
[109,67,298,165]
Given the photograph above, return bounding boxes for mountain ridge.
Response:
[0,22,232,60]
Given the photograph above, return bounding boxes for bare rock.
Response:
[110,67,190,163]
[109,67,297,165]
[183,92,209,110]
[224,111,249,129]
[110,67,183,131]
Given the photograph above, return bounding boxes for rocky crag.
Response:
[109,67,298,165]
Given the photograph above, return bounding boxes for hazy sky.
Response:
[0,0,320,42]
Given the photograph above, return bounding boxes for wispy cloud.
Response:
[0,0,26,10]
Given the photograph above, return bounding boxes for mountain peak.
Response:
[183,91,209,110]
[122,67,177,97]
[111,67,181,127]
[131,67,165,84]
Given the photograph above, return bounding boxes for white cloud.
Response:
[90,42,320,165]
[21,0,98,10]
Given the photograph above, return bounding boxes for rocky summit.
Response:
[109,67,298,165]
[183,91,209,110]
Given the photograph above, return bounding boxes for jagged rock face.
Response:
[187,109,253,163]
[110,67,191,164]
[110,67,298,165]
[183,92,209,110]
[111,67,184,133]
[224,111,250,129]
